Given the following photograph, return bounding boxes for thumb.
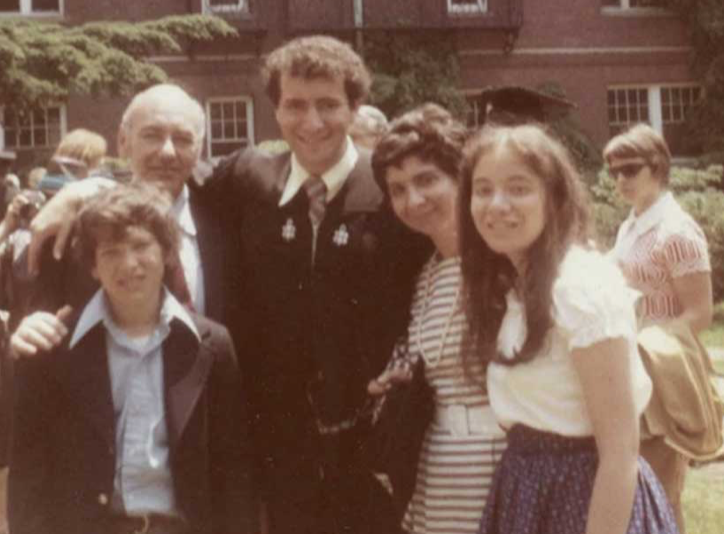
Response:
[55,305,73,325]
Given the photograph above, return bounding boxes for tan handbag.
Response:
[637,322,724,461]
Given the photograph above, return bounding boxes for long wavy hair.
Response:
[459,123,590,368]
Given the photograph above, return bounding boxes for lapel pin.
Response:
[282,218,296,242]
[333,224,349,247]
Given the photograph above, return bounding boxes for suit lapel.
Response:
[338,151,383,215]
[163,318,214,447]
[56,324,115,447]
[188,187,225,322]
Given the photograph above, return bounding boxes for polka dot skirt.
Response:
[478,425,680,534]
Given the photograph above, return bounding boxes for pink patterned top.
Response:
[611,192,710,323]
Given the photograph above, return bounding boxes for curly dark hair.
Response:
[371,103,469,196]
[75,182,179,275]
[459,123,590,368]
[263,35,371,109]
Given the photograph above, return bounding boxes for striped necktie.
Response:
[303,175,327,226]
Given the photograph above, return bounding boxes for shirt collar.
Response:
[169,184,196,237]
[623,191,678,239]
[70,287,199,348]
[279,137,359,207]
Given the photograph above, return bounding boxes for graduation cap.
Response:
[478,85,577,125]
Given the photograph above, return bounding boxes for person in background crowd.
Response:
[0,152,19,221]
[368,103,506,533]
[605,123,713,533]
[459,123,678,534]
[26,167,47,191]
[9,183,254,534]
[50,128,108,180]
[350,104,389,150]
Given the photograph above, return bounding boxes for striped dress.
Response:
[389,254,506,534]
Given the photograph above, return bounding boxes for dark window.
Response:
[0,0,19,12]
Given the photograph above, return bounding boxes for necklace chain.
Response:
[415,257,461,369]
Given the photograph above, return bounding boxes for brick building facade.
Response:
[0,0,697,173]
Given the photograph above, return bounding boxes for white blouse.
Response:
[488,246,653,436]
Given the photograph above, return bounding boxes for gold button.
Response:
[97,493,109,506]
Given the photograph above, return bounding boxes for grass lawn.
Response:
[700,323,724,349]
[683,462,724,534]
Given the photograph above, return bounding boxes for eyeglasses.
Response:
[608,162,648,180]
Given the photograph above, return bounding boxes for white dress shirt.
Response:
[70,288,199,516]
[170,185,206,314]
[278,137,359,207]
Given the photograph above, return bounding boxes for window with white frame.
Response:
[448,0,487,16]
[2,105,64,149]
[202,0,248,15]
[206,98,254,159]
[607,84,702,155]
[0,0,61,15]
[601,0,667,10]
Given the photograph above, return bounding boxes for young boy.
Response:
[8,183,254,534]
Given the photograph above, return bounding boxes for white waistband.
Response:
[434,404,505,438]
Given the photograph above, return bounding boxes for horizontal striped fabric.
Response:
[399,255,506,534]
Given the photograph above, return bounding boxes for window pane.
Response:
[448,0,485,14]
[223,121,235,138]
[35,129,46,147]
[32,0,60,11]
[211,0,239,5]
[5,130,16,148]
[32,109,46,125]
[211,140,248,158]
[19,129,32,148]
[211,122,222,138]
[47,127,60,146]
[210,103,222,120]
[0,0,20,13]
[47,107,60,123]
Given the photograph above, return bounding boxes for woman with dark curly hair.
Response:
[458,122,678,534]
[369,103,507,534]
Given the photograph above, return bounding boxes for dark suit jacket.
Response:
[29,182,232,326]
[8,312,255,534]
[209,148,429,502]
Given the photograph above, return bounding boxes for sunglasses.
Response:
[608,162,649,180]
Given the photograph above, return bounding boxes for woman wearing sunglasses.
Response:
[604,123,713,533]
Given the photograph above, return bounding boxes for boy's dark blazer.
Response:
[9,311,255,534]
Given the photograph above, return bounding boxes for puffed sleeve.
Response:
[662,217,710,278]
[552,247,639,351]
